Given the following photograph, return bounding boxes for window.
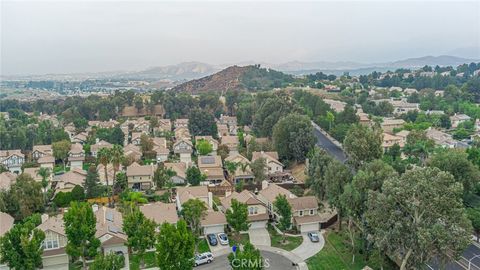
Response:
[299,210,303,216]
[43,232,60,250]
[310,209,314,215]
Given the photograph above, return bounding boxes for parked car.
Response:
[194,252,214,266]
[207,233,218,246]
[217,233,229,245]
[307,232,320,242]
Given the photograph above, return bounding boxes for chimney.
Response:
[92,204,99,213]
[41,213,49,224]
[261,180,269,190]
[208,192,213,209]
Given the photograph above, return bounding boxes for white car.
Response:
[217,233,229,245]
[194,252,214,266]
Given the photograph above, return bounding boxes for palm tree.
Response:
[110,145,124,205]
[97,148,111,205]
[38,167,51,205]
[123,191,148,213]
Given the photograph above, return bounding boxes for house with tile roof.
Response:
[174,118,189,129]
[94,206,129,266]
[0,172,17,191]
[221,135,239,155]
[37,214,69,269]
[164,162,187,184]
[220,190,268,229]
[68,143,85,169]
[90,140,113,158]
[0,150,24,174]
[153,137,169,162]
[224,154,253,183]
[201,210,227,235]
[173,138,193,164]
[32,145,53,160]
[176,186,212,211]
[140,202,179,226]
[126,162,155,191]
[252,151,283,175]
[0,212,14,237]
[54,168,87,193]
[195,136,219,153]
[197,155,225,185]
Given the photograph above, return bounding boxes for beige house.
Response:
[90,140,113,158]
[153,137,169,162]
[0,212,14,237]
[140,202,179,226]
[54,168,87,193]
[32,145,53,160]
[174,118,189,129]
[217,124,229,137]
[126,162,155,191]
[155,119,172,133]
[38,155,55,170]
[0,150,25,174]
[257,182,296,219]
[201,210,227,235]
[124,143,142,162]
[37,214,69,270]
[219,115,238,135]
[195,136,219,153]
[224,154,253,183]
[382,133,405,150]
[97,163,115,186]
[0,172,17,191]
[94,206,129,266]
[176,186,212,211]
[174,127,191,141]
[381,118,405,133]
[220,190,268,229]
[252,151,283,175]
[173,138,193,164]
[197,155,225,185]
[164,162,187,184]
[71,132,88,144]
[426,128,457,148]
[68,143,85,169]
[23,167,43,182]
[451,113,471,129]
[288,196,322,233]
[221,136,239,155]
[131,132,144,146]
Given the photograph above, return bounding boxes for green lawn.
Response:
[197,238,211,253]
[307,230,397,270]
[129,251,156,270]
[267,224,303,251]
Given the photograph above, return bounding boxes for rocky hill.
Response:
[172,65,294,94]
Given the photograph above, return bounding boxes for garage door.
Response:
[204,225,224,235]
[43,254,69,270]
[249,221,267,229]
[300,223,319,233]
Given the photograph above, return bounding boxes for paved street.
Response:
[291,232,325,260]
[427,243,480,270]
[312,123,347,163]
[248,228,271,247]
[196,250,296,270]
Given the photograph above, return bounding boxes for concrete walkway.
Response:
[256,245,308,270]
[249,228,271,247]
[291,232,325,261]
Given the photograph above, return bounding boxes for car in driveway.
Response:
[307,232,320,242]
[194,252,214,266]
[207,233,218,246]
[217,233,229,245]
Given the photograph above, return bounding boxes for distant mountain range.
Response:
[3,55,478,81]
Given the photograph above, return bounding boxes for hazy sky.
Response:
[1,0,479,75]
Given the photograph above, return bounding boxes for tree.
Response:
[326,111,335,130]
[274,194,292,242]
[272,113,316,162]
[84,165,102,199]
[114,171,128,194]
[250,158,267,183]
[324,159,352,230]
[186,166,205,186]
[134,96,143,112]
[38,167,51,205]
[156,220,195,270]
[140,134,154,155]
[121,191,148,211]
[110,144,124,201]
[196,139,213,155]
[428,148,480,195]
[228,242,263,270]
[123,206,156,268]
[97,147,112,205]
[225,161,238,178]
[343,124,382,169]
[53,140,71,170]
[71,185,85,201]
[153,163,177,189]
[0,215,45,270]
[217,144,230,160]
[1,174,44,221]
[90,253,125,270]
[188,108,218,137]
[467,207,480,242]
[63,201,100,269]
[181,199,207,237]
[226,199,249,239]
[366,167,471,270]
[305,147,333,200]
[110,127,125,145]
[403,130,435,164]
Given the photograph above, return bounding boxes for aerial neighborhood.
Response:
[1,60,480,270]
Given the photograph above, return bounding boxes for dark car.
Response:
[307,232,320,242]
[207,234,218,246]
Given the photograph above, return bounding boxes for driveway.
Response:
[207,240,230,257]
[291,232,325,260]
[249,228,271,247]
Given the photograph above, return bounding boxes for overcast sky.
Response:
[1,0,479,75]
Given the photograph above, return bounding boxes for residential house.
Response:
[257,182,296,219]
[64,124,76,139]
[38,155,55,170]
[224,154,253,183]
[0,150,24,174]
[36,214,69,270]
[174,127,191,141]
[131,132,144,146]
[174,119,189,129]
[426,128,457,148]
[0,172,16,191]
[126,162,155,191]
[220,190,268,229]
[217,124,229,137]
[382,133,406,151]
[221,136,239,155]
[124,143,142,162]
[381,118,405,133]
[164,162,187,184]
[140,202,179,226]
[323,99,346,113]
[288,196,322,233]
[153,137,169,162]
[155,119,172,133]
[176,186,212,212]
[403,88,418,95]
[71,132,88,144]
[173,138,193,164]
[201,210,227,235]
[0,212,14,237]
[97,163,115,186]
[195,136,219,153]
[54,168,87,193]
[90,140,113,158]
[389,99,419,115]
[94,206,129,266]
[197,155,225,185]
[88,119,119,129]
[23,167,43,182]
[32,145,53,160]
[219,115,238,135]
[68,143,85,169]
[251,151,283,175]
[451,113,471,129]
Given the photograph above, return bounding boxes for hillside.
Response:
[172,65,294,93]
